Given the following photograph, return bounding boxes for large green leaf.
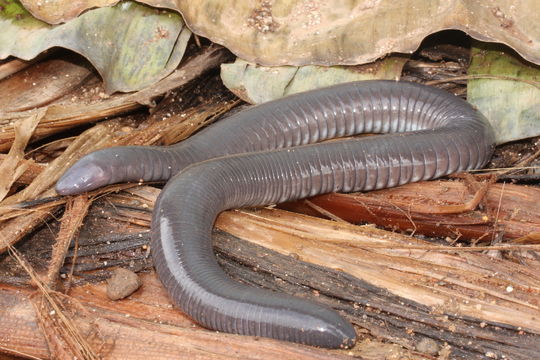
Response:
[19,0,540,67]
[467,42,540,144]
[0,0,190,93]
[221,57,407,104]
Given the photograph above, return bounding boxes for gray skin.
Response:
[56,80,495,348]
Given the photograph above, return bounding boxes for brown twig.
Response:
[304,199,348,223]
[511,232,540,244]
[490,182,506,244]
[0,345,44,360]
[45,195,92,289]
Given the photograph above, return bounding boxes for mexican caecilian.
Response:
[57,80,495,348]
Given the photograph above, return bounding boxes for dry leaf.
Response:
[0,109,45,201]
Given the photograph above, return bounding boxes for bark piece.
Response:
[281,181,540,241]
[2,185,539,358]
[0,58,92,113]
[0,281,352,360]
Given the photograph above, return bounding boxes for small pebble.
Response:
[415,337,440,355]
[106,268,142,300]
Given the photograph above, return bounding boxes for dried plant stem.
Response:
[45,195,92,288]
[0,235,99,359]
